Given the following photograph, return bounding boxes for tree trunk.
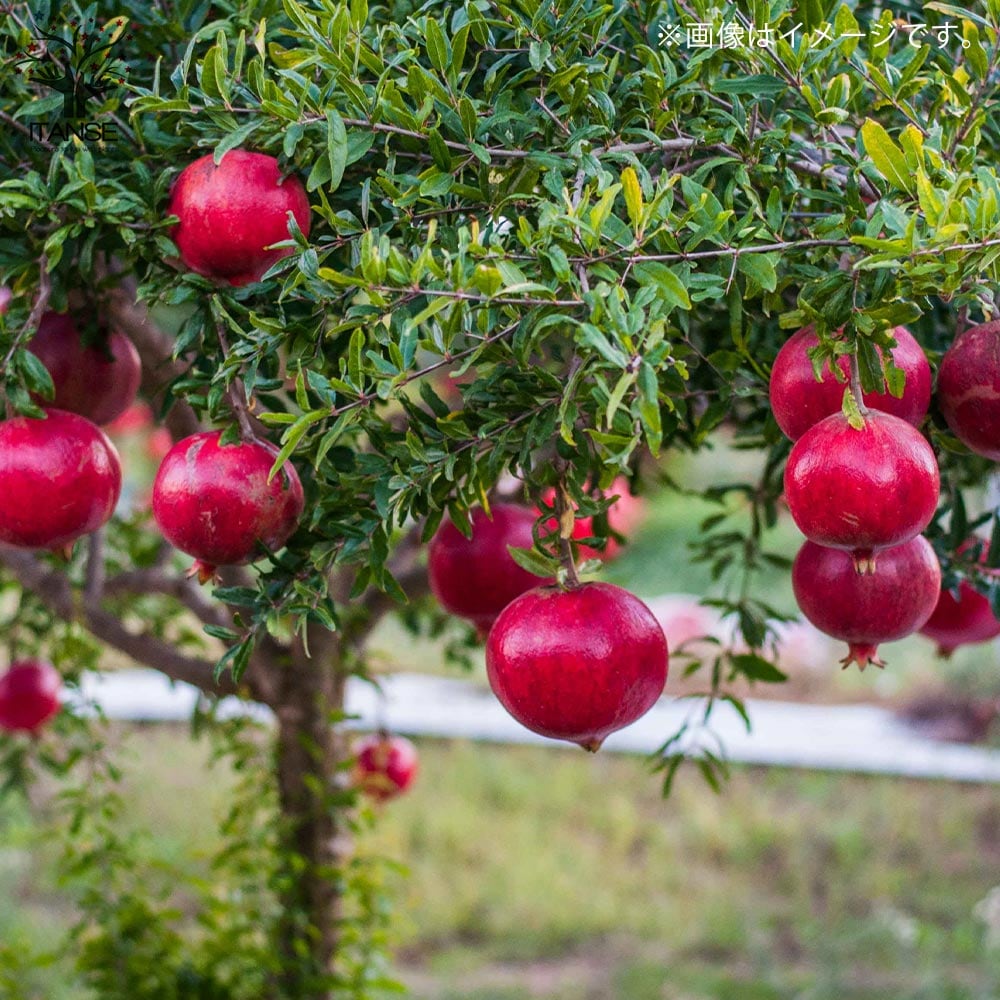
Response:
[271,626,352,999]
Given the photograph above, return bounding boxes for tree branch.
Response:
[0,543,248,699]
[103,566,235,631]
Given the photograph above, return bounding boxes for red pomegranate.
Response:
[27,312,142,426]
[167,149,311,286]
[792,536,941,669]
[0,409,122,550]
[937,320,1000,460]
[783,410,939,572]
[152,431,305,582]
[428,503,550,632]
[769,325,931,440]
[920,541,1000,657]
[485,581,668,751]
[0,659,61,733]
[0,286,11,314]
[352,733,419,801]
[537,477,647,561]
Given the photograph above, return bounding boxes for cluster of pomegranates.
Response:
[771,321,1000,667]
[427,485,669,751]
[0,149,311,586]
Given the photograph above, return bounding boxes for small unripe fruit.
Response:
[167,149,311,286]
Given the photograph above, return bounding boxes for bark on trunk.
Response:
[271,626,352,999]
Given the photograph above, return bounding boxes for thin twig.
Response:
[215,320,257,443]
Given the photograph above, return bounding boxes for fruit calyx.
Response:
[840,643,886,671]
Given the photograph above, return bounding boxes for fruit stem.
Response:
[553,474,581,588]
[215,320,257,443]
[848,351,869,417]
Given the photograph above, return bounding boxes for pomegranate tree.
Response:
[167,149,311,286]
[485,581,668,751]
[28,311,142,425]
[783,410,939,572]
[152,431,305,582]
[920,541,1000,657]
[937,320,1000,460]
[352,733,419,801]
[792,537,941,669]
[769,325,931,440]
[428,503,550,632]
[0,409,122,550]
[0,660,61,733]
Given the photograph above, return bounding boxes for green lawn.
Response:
[2,726,1000,999]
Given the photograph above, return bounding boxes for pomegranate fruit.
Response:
[0,659,61,733]
[0,409,122,549]
[352,733,419,801]
[937,320,1000,460]
[28,311,142,425]
[428,503,550,632]
[485,581,668,751]
[167,149,311,286]
[920,541,1000,657]
[0,286,11,313]
[783,410,939,572]
[152,431,305,582]
[792,536,941,669]
[537,477,646,561]
[769,325,931,440]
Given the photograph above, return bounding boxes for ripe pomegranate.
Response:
[920,541,1000,657]
[538,477,647,561]
[0,409,122,550]
[0,659,61,733]
[27,312,142,426]
[152,431,305,582]
[937,320,1000,460]
[783,410,939,572]
[0,286,11,313]
[352,733,419,802]
[769,325,931,440]
[428,503,550,633]
[485,581,668,751]
[792,536,941,669]
[167,149,311,286]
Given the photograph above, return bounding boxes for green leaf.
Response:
[860,119,914,193]
[633,262,691,310]
[737,253,777,292]
[621,166,643,228]
[730,653,787,683]
[214,119,261,162]
[326,108,348,193]
[425,17,448,73]
[506,545,559,578]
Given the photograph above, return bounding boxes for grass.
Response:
[5,724,999,999]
